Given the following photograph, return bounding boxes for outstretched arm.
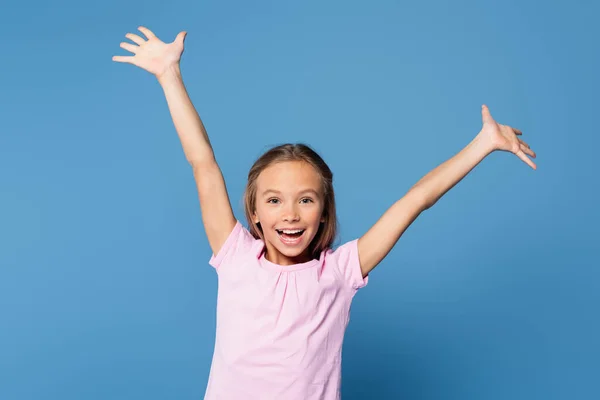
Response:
[357,105,537,277]
[113,27,236,255]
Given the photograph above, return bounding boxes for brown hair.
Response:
[243,143,337,259]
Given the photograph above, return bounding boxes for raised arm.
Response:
[113,27,236,255]
[357,105,537,277]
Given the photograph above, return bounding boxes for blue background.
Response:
[1,0,598,399]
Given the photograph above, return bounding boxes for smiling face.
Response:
[252,160,325,266]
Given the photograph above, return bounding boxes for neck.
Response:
[263,243,314,266]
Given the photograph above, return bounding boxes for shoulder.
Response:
[324,239,359,263]
[322,239,368,290]
[209,221,264,270]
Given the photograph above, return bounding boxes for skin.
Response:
[357,114,536,277]
[252,161,326,266]
[113,27,537,278]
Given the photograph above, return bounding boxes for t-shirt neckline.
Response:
[258,248,321,272]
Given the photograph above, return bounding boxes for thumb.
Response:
[481,104,494,125]
[176,31,187,44]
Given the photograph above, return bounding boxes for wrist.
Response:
[157,64,182,86]
[473,130,498,156]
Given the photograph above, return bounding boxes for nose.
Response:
[282,203,300,222]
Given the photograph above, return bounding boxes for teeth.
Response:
[279,229,304,234]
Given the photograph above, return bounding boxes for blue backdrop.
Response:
[1,0,597,399]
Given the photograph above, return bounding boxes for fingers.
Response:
[516,150,537,170]
[138,26,156,40]
[509,125,536,165]
[112,55,134,64]
[520,143,536,158]
[126,33,145,45]
[505,125,522,135]
[119,42,138,54]
[113,26,157,64]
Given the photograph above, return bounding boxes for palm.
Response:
[113,27,186,78]
[479,105,537,170]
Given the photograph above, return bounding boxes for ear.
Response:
[253,211,259,224]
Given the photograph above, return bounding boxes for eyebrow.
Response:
[261,189,320,197]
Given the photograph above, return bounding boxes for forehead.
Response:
[257,161,322,193]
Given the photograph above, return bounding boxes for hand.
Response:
[478,105,537,170]
[112,26,187,79]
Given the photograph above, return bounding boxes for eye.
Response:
[300,198,314,204]
[267,198,280,204]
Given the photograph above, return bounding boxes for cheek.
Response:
[305,206,324,223]
[255,205,276,224]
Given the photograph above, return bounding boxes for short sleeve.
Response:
[330,239,369,290]
[208,221,258,270]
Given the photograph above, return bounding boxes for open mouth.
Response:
[276,229,306,243]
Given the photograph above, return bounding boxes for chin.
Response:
[279,245,310,258]
[269,238,305,255]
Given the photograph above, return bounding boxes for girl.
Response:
[113,27,537,399]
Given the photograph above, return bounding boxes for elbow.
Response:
[421,194,435,211]
[408,186,433,212]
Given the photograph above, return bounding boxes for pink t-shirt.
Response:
[203,221,368,400]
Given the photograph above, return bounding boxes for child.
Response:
[113,27,537,400]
